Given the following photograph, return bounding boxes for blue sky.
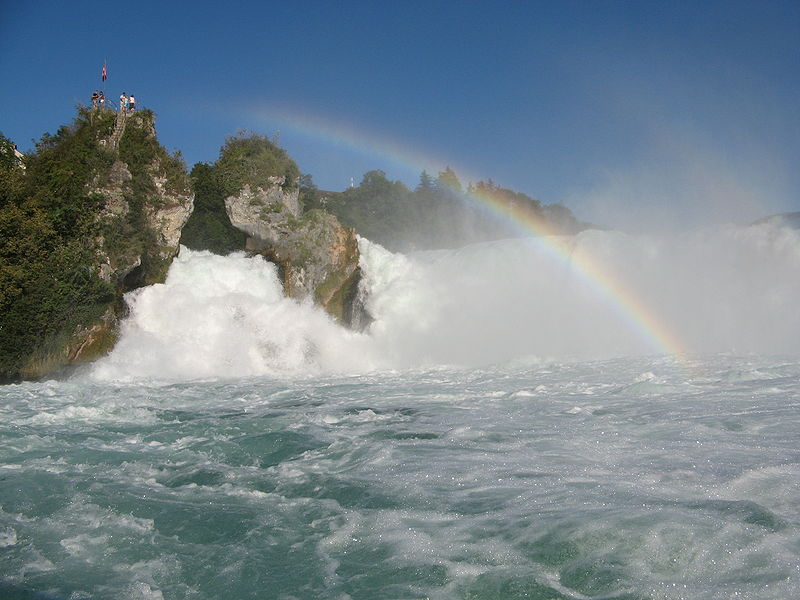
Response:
[1,0,798,230]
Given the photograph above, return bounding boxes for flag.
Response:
[102,63,107,82]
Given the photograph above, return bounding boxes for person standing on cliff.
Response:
[91,91,99,108]
[120,92,127,114]
[99,91,105,108]
[129,94,136,112]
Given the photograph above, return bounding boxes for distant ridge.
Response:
[752,212,800,229]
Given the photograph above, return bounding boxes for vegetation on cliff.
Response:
[181,133,311,254]
[215,132,300,196]
[1,117,113,380]
[0,108,190,381]
[106,109,191,286]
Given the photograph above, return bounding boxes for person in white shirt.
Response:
[120,92,128,113]
[129,94,136,112]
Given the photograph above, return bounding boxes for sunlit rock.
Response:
[225,182,363,325]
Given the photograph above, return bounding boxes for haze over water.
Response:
[2,222,800,599]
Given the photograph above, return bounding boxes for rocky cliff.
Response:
[176,132,366,326]
[91,110,193,290]
[67,110,194,368]
[224,178,363,325]
[0,108,193,381]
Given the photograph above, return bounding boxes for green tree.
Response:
[325,170,416,249]
[179,162,246,254]
[298,172,318,211]
[416,170,435,194]
[435,166,462,194]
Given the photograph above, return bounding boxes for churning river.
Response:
[2,223,799,599]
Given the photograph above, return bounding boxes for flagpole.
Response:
[102,60,107,109]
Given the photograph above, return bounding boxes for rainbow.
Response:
[465,184,690,361]
[241,103,461,183]
[242,104,690,362]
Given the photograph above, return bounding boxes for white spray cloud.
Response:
[562,50,796,234]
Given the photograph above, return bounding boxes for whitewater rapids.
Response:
[92,220,800,380]
[1,222,799,599]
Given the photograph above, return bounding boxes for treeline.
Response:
[305,168,587,252]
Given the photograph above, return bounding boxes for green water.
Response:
[1,356,799,599]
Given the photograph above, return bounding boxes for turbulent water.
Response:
[2,223,800,599]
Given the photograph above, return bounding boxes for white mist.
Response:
[91,222,800,381]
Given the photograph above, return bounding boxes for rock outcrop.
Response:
[225,180,363,325]
[3,108,193,380]
[224,180,301,244]
[150,173,195,250]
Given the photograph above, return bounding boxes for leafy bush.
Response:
[215,132,300,196]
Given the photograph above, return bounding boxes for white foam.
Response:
[91,248,378,381]
[0,527,17,547]
[60,533,110,556]
[17,405,157,427]
[126,581,164,600]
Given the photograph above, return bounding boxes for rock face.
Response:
[94,160,132,217]
[225,181,363,325]
[90,110,193,289]
[224,181,301,244]
[150,174,194,249]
